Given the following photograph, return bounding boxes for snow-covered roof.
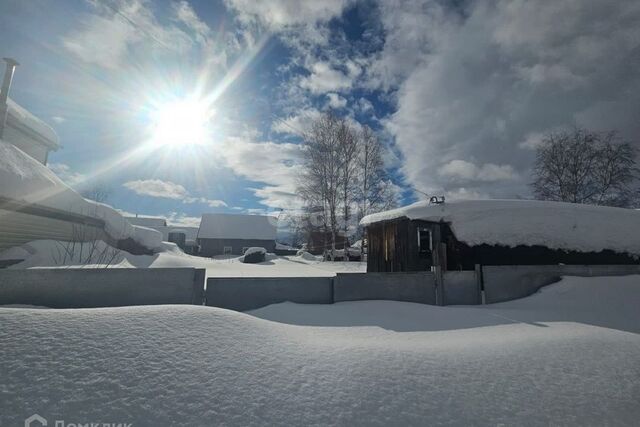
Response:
[0,140,162,251]
[5,98,59,149]
[361,199,640,255]
[198,213,277,240]
[126,217,167,228]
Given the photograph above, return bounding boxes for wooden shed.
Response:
[362,200,640,273]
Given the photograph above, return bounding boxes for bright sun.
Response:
[150,98,212,147]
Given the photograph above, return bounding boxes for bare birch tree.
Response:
[337,118,359,247]
[532,127,637,207]
[298,112,343,258]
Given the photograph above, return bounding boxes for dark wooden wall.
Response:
[367,219,639,272]
[367,219,442,272]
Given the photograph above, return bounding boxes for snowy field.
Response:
[1,275,639,426]
[0,240,366,277]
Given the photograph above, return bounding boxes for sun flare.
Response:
[150,98,213,147]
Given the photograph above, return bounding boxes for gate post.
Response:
[435,265,444,306]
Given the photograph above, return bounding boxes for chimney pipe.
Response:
[0,57,19,140]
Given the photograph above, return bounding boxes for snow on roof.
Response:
[126,217,167,228]
[6,98,59,148]
[0,140,161,251]
[360,199,640,255]
[198,213,277,240]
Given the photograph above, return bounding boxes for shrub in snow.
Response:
[294,251,323,262]
[241,247,266,263]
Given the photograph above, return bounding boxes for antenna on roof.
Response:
[413,187,431,198]
[429,195,445,205]
[0,57,19,139]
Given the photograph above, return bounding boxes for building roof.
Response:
[361,199,640,255]
[198,213,277,240]
[126,217,168,228]
[5,98,59,149]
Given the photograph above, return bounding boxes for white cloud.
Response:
[123,179,190,199]
[438,160,518,183]
[271,108,322,136]
[518,132,546,150]
[326,92,347,109]
[51,116,66,124]
[224,0,352,30]
[48,163,86,186]
[61,0,237,72]
[164,211,202,227]
[375,0,640,199]
[299,61,354,94]
[123,179,227,207]
[172,0,211,42]
[219,136,303,208]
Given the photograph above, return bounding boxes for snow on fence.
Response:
[0,268,205,308]
[482,264,640,303]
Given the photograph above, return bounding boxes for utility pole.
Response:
[0,57,19,139]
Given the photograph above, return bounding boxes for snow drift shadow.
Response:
[249,275,640,334]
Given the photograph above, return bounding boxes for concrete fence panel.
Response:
[482,265,640,304]
[333,272,437,305]
[0,268,205,308]
[442,271,480,305]
[206,277,334,311]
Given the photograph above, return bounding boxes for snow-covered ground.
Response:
[284,253,367,274]
[0,239,365,276]
[1,275,639,426]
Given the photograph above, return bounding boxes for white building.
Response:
[125,216,200,254]
[3,98,59,165]
[197,213,277,256]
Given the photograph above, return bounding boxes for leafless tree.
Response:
[532,127,637,207]
[52,224,121,268]
[297,113,402,257]
[298,112,344,258]
[356,125,390,219]
[337,118,359,248]
[81,183,112,204]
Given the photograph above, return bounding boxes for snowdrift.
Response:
[0,141,162,252]
[361,199,640,256]
[1,276,639,425]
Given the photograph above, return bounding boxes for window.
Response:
[417,227,432,254]
[242,247,249,254]
[223,246,232,255]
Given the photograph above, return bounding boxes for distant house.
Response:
[361,199,640,273]
[3,98,59,165]
[126,216,167,228]
[197,213,277,256]
[125,216,200,254]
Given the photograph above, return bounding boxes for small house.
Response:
[197,213,277,256]
[360,199,640,272]
[125,216,200,254]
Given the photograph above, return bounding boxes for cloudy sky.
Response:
[1,0,638,226]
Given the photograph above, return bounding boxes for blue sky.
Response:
[1,0,638,226]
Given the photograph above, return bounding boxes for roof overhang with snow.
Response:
[198,213,277,241]
[125,217,168,228]
[360,199,640,256]
[5,98,59,150]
